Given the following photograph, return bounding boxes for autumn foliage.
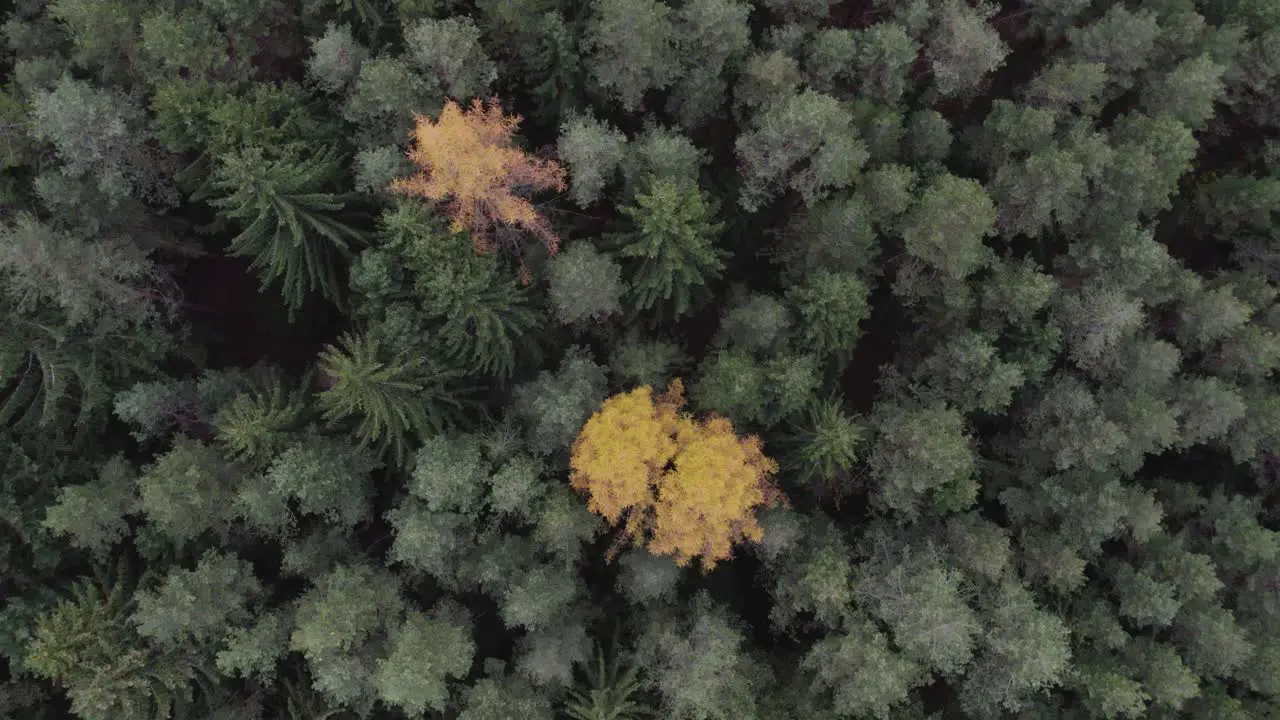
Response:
[390,98,567,257]
[569,379,784,569]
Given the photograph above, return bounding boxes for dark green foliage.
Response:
[613,177,728,318]
[6,0,1280,718]
[214,372,311,463]
[913,331,1026,414]
[511,348,609,455]
[458,669,556,720]
[558,115,628,208]
[136,8,238,86]
[306,23,368,94]
[735,90,868,212]
[959,580,1071,715]
[787,270,871,367]
[0,214,177,436]
[548,242,624,324]
[266,435,380,529]
[131,551,263,647]
[402,17,497,100]
[899,173,997,281]
[209,146,365,314]
[316,332,464,463]
[854,537,981,675]
[584,0,678,111]
[42,456,138,557]
[341,56,442,149]
[775,192,881,280]
[24,566,203,720]
[375,609,475,715]
[28,75,176,208]
[353,201,541,379]
[667,0,751,130]
[691,349,819,428]
[868,400,977,518]
[926,0,1009,98]
[609,334,688,387]
[802,618,922,718]
[734,50,802,116]
[620,126,706,201]
[563,638,655,720]
[635,597,768,720]
[136,438,244,544]
[781,398,865,491]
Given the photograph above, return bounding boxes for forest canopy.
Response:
[3,0,1280,718]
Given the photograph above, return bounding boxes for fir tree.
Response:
[316,332,466,463]
[612,177,728,319]
[209,145,366,315]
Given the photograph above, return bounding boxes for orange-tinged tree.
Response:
[569,379,784,569]
[390,98,567,258]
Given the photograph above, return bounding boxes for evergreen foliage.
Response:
[316,332,463,463]
[6,0,1280,717]
[613,177,728,318]
[209,145,365,314]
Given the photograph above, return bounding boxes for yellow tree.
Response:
[390,98,567,261]
[569,379,784,569]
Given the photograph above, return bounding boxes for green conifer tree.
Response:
[209,146,365,315]
[316,332,466,463]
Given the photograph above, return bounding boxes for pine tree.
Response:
[563,637,655,720]
[356,200,542,379]
[209,145,366,315]
[214,371,311,464]
[24,564,203,720]
[781,398,865,495]
[316,332,466,463]
[613,177,728,319]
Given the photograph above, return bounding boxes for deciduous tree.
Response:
[926,0,1009,98]
[391,98,567,259]
[735,90,867,212]
[375,609,475,715]
[512,348,610,455]
[30,75,174,207]
[959,580,1071,715]
[569,380,783,568]
[403,17,498,101]
[306,23,368,94]
[635,597,767,720]
[341,56,441,148]
[547,242,624,325]
[667,0,751,130]
[854,535,981,676]
[264,435,379,529]
[43,456,139,557]
[802,619,922,719]
[900,173,997,281]
[557,114,627,208]
[584,0,678,111]
[131,550,263,648]
[868,399,976,518]
[135,438,244,545]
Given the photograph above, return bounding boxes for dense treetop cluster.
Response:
[2,0,1280,718]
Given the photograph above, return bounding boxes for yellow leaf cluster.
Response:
[569,379,784,569]
[390,98,567,257]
